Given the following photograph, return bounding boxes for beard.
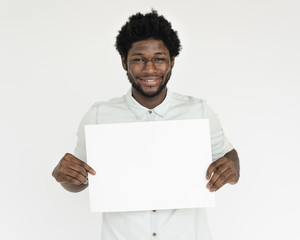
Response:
[127,70,172,98]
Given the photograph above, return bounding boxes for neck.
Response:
[132,88,167,109]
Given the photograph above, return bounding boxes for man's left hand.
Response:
[206,149,240,192]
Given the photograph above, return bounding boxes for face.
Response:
[122,39,174,98]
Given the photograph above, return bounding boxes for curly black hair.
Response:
[115,10,182,60]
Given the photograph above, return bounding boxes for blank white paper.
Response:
[85,119,215,212]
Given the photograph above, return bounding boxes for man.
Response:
[52,10,240,240]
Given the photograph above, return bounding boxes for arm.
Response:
[52,153,96,193]
[206,148,240,192]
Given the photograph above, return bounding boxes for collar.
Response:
[125,88,173,120]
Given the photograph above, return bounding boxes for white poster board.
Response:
[85,119,215,212]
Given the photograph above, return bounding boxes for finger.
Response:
[64,153,96,175]
[62,175,85,185]
[63,167,88,184]
[206,157,227,180]
[206,164,227,190]
[209,169,232,192]
[68,162,88,178]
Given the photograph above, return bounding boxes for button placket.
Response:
[146,109,155,121]
[151,209,158,239]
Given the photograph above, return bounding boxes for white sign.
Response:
[85,119,215,212]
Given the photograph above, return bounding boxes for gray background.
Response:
[1,0,299,239]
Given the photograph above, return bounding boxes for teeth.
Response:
[143,79,157,82]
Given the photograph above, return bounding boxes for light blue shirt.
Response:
[74,88,233,240]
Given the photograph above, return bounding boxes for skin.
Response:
[206,149,240,192]
[122,39,174,109]
[52,39,240,192]
[52,153,96,192]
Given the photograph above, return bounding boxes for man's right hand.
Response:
[52,153,96,192]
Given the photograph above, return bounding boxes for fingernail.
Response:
[84,179,88,185]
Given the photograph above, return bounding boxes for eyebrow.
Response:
[130,52,167,56]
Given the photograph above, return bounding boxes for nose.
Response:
[144,60,156,74]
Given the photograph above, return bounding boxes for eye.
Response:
[154,58,166,62]
[133,58,145,62]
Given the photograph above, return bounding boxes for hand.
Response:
[206,149,240,192]
[52,153,96,186]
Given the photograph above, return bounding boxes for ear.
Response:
[121,56,127,71]
[171,57,175,68]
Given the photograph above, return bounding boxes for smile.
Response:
[138,77,161,86]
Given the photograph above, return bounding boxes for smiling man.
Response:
[52,10,240,240]
[124,39,174,109]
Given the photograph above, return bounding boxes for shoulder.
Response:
[91,94,126,111]
[171,91,211,113]
[171,92,206,104]
[170,91,220,120]
[92,95,126,109]
[80,95,126,124]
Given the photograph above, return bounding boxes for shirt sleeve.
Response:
[73,103,98,163]
[203,101,233,161]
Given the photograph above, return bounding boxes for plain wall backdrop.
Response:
[1,0,299,239]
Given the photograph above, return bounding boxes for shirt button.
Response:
[152,233,157,237]
[152,210,156,212]
[148,110,152,114]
